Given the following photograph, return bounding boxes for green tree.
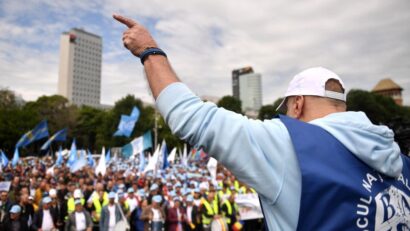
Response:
[217,96,242,113]
[258,97,285,120]
[258,105,276,120]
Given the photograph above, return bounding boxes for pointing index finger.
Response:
[113,14,138,28]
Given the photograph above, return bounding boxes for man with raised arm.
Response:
[113,14,410,230]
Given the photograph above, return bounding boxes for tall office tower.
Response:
[58,28,102,107]
[232,66,254,99]
[232,67,262,112]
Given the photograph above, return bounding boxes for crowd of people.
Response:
[0,156,264,231]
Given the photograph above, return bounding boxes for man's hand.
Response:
[113,14,158,57]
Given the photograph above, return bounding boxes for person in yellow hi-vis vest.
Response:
[221,191,241,231]
[200,189,220,231]
[65,189,85,220]
[90,190,108,224]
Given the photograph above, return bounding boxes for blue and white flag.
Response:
[16,120,49,148]
[70,153,87,173]
[1,151,9,167]
[11,148,19,168]
[121,130,153,159]
[139,151,146,172]
[41,128,67,150]
[113,106,140,138]
[87,150,95,167]
[67,140,77,166]
[160,140,169,170]
[130,107,140,118]
[105,149,111,165]
[56,146,63,166]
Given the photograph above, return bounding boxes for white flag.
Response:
[182,144,188,167]
[144,145,160,173]
[207,157,218,185]
[95,147,106,176]
[167,147,177,164]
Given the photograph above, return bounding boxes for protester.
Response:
[113,14,410,230]
[130,198,147,231]
[18,193,35,229]
[184,195,201,231]
[167,197,186,231]
[200,189,220,231]
[65,199,93,231]
[221,191,240,231]
[140,195,165,231]
[99,192,123,231]
[3,204,30,231]
[32,196,58,231]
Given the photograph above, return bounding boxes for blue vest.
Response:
[279,115,410,230]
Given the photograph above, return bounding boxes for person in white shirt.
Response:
[65,199,93,231]
[125,188,138,214]
[32,197,57,231]
[99,192,122,231]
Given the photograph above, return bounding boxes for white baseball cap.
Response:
[73,189,82,198]
[277,67,346,111]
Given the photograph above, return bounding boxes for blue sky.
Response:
[0,0,409,105]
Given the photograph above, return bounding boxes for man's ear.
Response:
[294,96,304,119]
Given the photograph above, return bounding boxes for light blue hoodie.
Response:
[156,82,404,230]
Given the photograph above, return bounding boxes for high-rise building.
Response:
[58,28,102,107]
[232,67,262,112]
[232,66,254,99]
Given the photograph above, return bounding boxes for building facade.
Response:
[372,78,403,106]
[232,67,262,112]
[58,28,102,107]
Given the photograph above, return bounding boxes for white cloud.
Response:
[0,0,409,106]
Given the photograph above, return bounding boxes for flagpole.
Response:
[154,110,158,149]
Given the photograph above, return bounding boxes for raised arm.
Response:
[113,15,291,202]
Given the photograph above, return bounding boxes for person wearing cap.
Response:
[140,195,165,231]
[147,183,161,204]
[118,193,130,218]
[99,192,122,231]
[114,14,410,230]
[66,189,85,219]
[31,197,58,231]
[64,199,93,231]
[184,195,201,231]
[3,204,29,231]
[126,188,139,214]
[166,197,186,231]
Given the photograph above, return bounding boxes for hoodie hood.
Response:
[310,111,403,178]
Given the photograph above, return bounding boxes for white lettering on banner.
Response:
[235,193,264,220]
[356,172,410,230]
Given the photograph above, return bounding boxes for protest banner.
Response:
[0,181,11,191]
[235,193,264,220]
